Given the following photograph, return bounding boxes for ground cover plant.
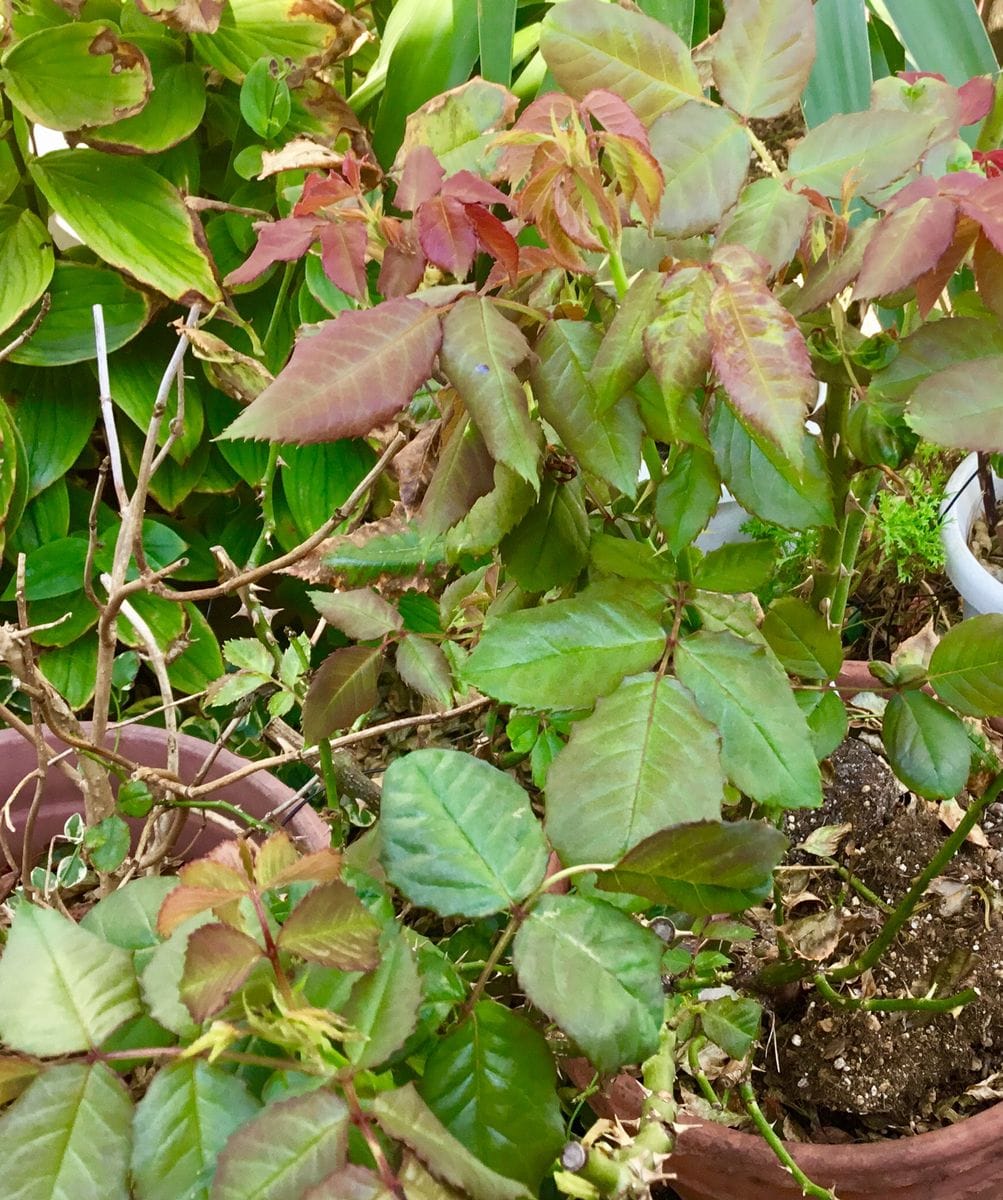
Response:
[4,1,1003,1198]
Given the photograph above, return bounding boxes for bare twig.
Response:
[93,305,130,512]
[0,293,50,365]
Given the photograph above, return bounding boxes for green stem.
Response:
[828,468,881,630]
[1,95,43,220]
[823,857,893,913]
[315,739,346,841]
[814,972,975,1013]
[744,126,783,179]
[597,225,630,299]
[532,861,618,899]
[687,1036,720,1109]
[738,1082,836,1200]
[262,262,297,362]
[246,444,280,568]
[978,73,1003,152]
[827,770,1003,984]
[460,915,519,1018]
[168,798,269,829]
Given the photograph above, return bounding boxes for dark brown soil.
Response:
[751,739,1003,1140]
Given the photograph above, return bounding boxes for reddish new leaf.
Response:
[268,850,344,889]
[378,235,427,298]
[708,277,815,469]
[463,204,519,284]
[854,196,957,300]
[254,832,300,888]
[318,220,368,300]
[277,882,381,970]
[226,218,318,286]
[157,887,244,937]
[974,231,1003,321]
[295,173,356,216]
[396,146,445,213]
[302,645,382,744]
[957,176,1003,255]
[180,923,264,1022]
[916,216,979,317]
[417,195,477,278]
[959,76,994,127]
[602,134,664,228]
[441,172,508,207]
[222,299,442,442]
[580,88,648,143]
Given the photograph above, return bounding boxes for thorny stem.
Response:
[744,125,784,180]
[827,467,882,630]
[687,1036,720,1109]
[249,886,296,1006]
[738,1081,836,1200]
[343,1078,405,1199]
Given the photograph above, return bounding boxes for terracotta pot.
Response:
[0,723,329,871]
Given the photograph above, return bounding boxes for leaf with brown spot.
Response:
[303,645,382,743]
[180,924,264,1022]
[221,299,442,443]
[277,882,381,969]
[136,0,223,34]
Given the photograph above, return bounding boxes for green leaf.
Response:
[0,1064,133,1200]
[693,540,777,593]
[598,819,787,915]
[419,1000,564,1191]
[223,301,442,443]
[81,875,178,950]
[530,320,642,496]
[240,56,292,139]
[440,297,540,486]
[711,0,815,120]
[310,587,402,640]
[210,1089,350,1200]
[590,271,664,412]
[302,645,381,744]
[796,689,848,760]
[107,334,205,463]
[650,102,749,237]
[180,924,265,1023]
[675,631,823,809]
[372,1084,532,1200]
[540,0,702,125]
[880,0,996,86]
[709,276,814,470]
[380,748,549,918]
[464,591,665,710]
[141,913,215,1039]
[928,614,1003,716]
[395,635,454,709]
[701,996,761,1059]
[882,691,972,799]
[1,22,152,131]
[513,894,663,1072]
[7,263,152,366]
[803,0,871,128]
[717,178,812,276]
[133,1061,260,1200]
[545,673,724,866]
[323,521,445,584]
[787,109,934,199]
[38,633,99,709]
[478,0,517,86]
[30,150,220,304]
[642,266,714,445]
[500,476,590,592]
[12,367,96,496]
[167,604,226,694]
[223,637,274,674]
[0,396,23,558]
[762,597,843,680]
[277,883,381,970]
[0,904,140,1055]
[0,207,52,338]
[907,356,1003,452]
[83,815,131,873]
[339,922,422,1069]
[281,440,376,538]
[393,77,518,179]
[709,399,834,530]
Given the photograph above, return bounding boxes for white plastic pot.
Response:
[695,489,752,552]
[940,452,1003,617]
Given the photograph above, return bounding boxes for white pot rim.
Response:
[940,452,1003,617]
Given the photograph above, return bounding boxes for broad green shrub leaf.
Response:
[277,883,381,970]
[709,400,834,530]
[928,615,1003,716]
[701,996,761,1059]
[599,819,787,914]
[0,398,23,559]
[395,635,454,708]
[372,1084,532,1200]
[464,592,664,710]
[224,301,442,443]
[240,56,292,139]
[500,476,590,592]
[0,207,52,338]
[709,277,814,471]
[38,634,99,709]
[675,631,823,809]
[419,1000,564,1191]
[546,673,723,866]
[796,689,848,760]
[8,262,151,366]
[650,103,749,238]
[693,541,777,593]
[882,691,971,799]
[11,366,96,496]
[7,478,69,556]
[109,336,205,461]
[180,925,265,1023]
[712,0,815,120]
[210,1089,350,1200]
[167,603,225,693]
[381,749,548,917]
[1,537,89,600]
[440,297,540,487]
[907,357,1003,451]
[0,904,140,1055]
[762,597,843,680]
[133,1061,260,1200]
[88,37,206,154]
[30,151,221,304]
[718,178,812,276]
[191,0,368,83]
[540,0,701,124]
[281,440,376,538]
[81,875,178,950]
[1,22,151,131]
[787,110,933,198]
[302,645,381,744]
[590,271,663,412]
[0,1064,133,1200]
[393,78,518,179]
[530,320,642,497]
[513,894,663,1072]
[339,922,422,1069]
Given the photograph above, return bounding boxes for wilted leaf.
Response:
[781,908,841,961]
[180,924,264,1023]
[222,299,442,443]
[277,883,381,970]
[136,0,223,33]
[393,78,519,179]
[712,0,815,119]
[798,822,852,858]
